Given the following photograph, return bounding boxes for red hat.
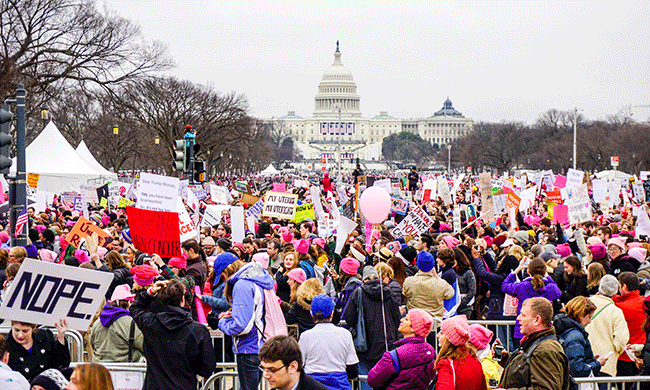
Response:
[492,235,506,248]
[168,256,187,270]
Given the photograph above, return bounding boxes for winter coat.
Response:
[471,256,513,320]
[276,269,292,303]
[368,336,437,390]
[559,274,588,304]
[90,304,144,362]
[130,291,215,390]
[343,279,401,364]
[335,276,362,315]
[553,313,600,377]
[201,280,230,315]
[499,327,569,390]
[106,266,133,300]
[613,290,647,363]
[403,271,454,320]
[501,273,562,339]
[6,328,70,381]
[440,266,457,287]
[585,294,629,376]
[218,262,274,355]
[405,263,419,277]
[457,268,477,318]
[609,254,638,277]
[387,279,404,306]
[186,255,208,289]
[436,351,487,390]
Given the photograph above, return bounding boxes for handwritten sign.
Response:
[27,173,40,188]
[117,197,135,208]
[65,216,112,248]
[126,206,181,258]
[245,199,264,220]
[546,191,562,204]
[391,206,433,239]
[262,192,298,219]
[0,259,113,331]
[177,198,197,243]
[505,191,521,212]
[293,203,315,222]
[272,183,287,193]
[137,173,179,212]
[552,204,569,224]
[566,169,584,189]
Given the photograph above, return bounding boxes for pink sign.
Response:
[553,204,569,224]
[272,183,286,193]
[554,174,567,189]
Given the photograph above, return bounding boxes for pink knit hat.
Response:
[287,268,306,284]
[282,231,294,243]
[340,257,360,275]
[74,250,91,264]
[0,231,9,243]
[607,237,627,252]
[168,256,187,270]
[253,252,270,269]
[101,215,111,226]
[629,248,647,264]
[295,239,309,254]
[468,323,493,350]
[556,243,572,258]
[628,242,643,250]
[442,236,460,249]
[588,243,607,260]
[386,241,401,255]
[408,308,434,337]
[313,238,326,250]
[39,249,57,263]
[440,314,470,346]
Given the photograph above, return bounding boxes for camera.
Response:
[493,344,505,361]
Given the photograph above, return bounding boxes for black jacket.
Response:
[7,328,70,382]
[297,370,330,390]
[106,266,134,300]
[560,274,588,304]
[130,291,215,390]
[286,299,316,336]
[343,279,401,364]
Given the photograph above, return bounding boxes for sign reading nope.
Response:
[0,260,113,331]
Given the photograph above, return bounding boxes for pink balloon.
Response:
[359,186,391,223]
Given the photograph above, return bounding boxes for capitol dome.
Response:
[313,42,361,117]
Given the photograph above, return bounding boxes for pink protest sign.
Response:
[554,174,567,189]
[272,183,286,193]
[553,204,569,224]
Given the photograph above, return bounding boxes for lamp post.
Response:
[447,144,452,175]
[334,102,342,182]
[40,108,48,128]
[113,125,119,135]
[573,107,577,170]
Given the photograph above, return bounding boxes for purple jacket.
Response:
[501,273,562,339]
[367,336,436,390]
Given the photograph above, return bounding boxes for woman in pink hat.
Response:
[275,251,300,303]
[435,315,487,390]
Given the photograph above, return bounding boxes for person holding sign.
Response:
[7,319,70,382]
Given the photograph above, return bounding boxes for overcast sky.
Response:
[102,0,650,124]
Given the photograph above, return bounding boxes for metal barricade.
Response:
[0,325,85,362]
[208,328,228,363]
[467,319,517,352]
[574,376,650,390]
[202,363,271,390]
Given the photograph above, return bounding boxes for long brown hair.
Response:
[586,262,606,290]
[528,258,547,291]
[387,256,407,286]
[223,260,245,303]
[71,363,115,390]
[104,250,129,271]
[435,336,475,366]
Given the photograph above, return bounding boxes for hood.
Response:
[553,312,583,336]
[638,261,650,272]
[361,279,394,301]
[156,305,193,332]
[100,304,130,327]
[228,261,274,290]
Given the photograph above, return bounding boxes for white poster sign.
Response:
[453,208,462,233]
[335,216,358,254]
[492,194,508,214]
[262,192,298,220]
[0,260,112,331]
[201,205,230,227]
[566,169,584,189]
[177,198,197,243]
[137,173,179,212]
[245,199,265,219]
[231,206,245,243]
[391,206,433,239]
[437,176,452,205]
[374,179,391,195]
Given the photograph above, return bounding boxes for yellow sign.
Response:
[99,197,108,208]
[293,203,315,222]
[117,197,135,208]
[27,173,39,188]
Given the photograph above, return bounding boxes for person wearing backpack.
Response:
[218,261,276,390]
[498,297,570,390]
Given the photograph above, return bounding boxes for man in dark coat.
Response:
[130,279,215,390]
[259,335,328,390]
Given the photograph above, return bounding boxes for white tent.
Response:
[260,163,280,175]
[595,170,633,181]
[76,140,113,175]
[11,121,116,193]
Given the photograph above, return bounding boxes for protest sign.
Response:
[479,173,494,222]
[241,193,260,206]
[437,176,452,205]
[245,199,264,219]
[492,194,507,214]
[633,182,646,204]
[390,197,409,215]
[177,198,197,243]
[293,203,315,222]
[641,171,650,181]
[310,186,325,218]
[546,191,562,203]
[0,259,113,331]
[568,198,592,224]
[375,179,391,195]
[262,192,298,219]
[193,187,208,200]
[453,208,462,233]
[232,180,250,193]
[178,180,189,198]
[210,184,232,205]
[391,206,433,239]
[117,197,135,208]
[137,173,179,212]
[201,205,230,227]
[329,197,340,220]
[99,197,108,208]
[126,206,181,258]
[566,169,584,189]
[644,180,650,204]
[553,174,567,189]
[109,182,131,199]
[272,182,286,193]
[318,215,329,238]
[65,216,112,248]
[553,204,569,224]
[186,188,200,214]
[111,371,144,390]
[336,216,357,254]
[565,184,588,203]
[27,173,40,188]
[635,207,650,239]
[592,179,608,203]
[505,191,521,212]
[231,206,245,243]
[73,197,83,211]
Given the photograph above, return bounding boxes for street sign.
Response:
[611,156,619,167]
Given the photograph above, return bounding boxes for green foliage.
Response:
[382,132,436,164]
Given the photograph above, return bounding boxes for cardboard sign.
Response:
[546,191,562,203]
[201,205,230,227]
[27,173,40,188]
[262,192,297,219]
[390,197,409,215]
[479,173,494,222]
[453,208,462,233]
[241,193,260,206]
[0,259,113,331]
[492,194,507,214]
[126,206,181,257]
[65,216,112,248]
[374,179,391,195]
[294,203,315,222]
[391,206,433,239]
[137,173,179,212]
[505,191,521,212]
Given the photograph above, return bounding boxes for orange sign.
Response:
[505,191,521,212]
[320,158,326,164]
[27,173,39,188]
[65,216,112,248]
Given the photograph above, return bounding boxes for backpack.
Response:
[255,286,288,341]
[522,334,576,390]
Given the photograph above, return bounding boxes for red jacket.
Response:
[436,351,487,390]
[613,290,646,362]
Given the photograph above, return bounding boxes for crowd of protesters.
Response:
[1,166,650,390]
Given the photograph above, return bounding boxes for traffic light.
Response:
[173,139,186,171]
[194,159,206,183]
[0,104,13,174]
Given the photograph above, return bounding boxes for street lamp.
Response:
[113,125,119,135]
[447,144,452,175]
[154,136,159,145]
[333,102,342,182]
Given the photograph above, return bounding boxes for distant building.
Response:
[260,42,473,169]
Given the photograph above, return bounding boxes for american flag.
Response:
[15,205,28,237]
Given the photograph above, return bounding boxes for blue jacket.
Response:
[201,280,230,315]
[218,262,274,355]
[553,313,601,377]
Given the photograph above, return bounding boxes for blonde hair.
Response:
[375,262,394,281]
[508,245,525,261]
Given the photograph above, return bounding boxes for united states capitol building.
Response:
[260,42,474,170]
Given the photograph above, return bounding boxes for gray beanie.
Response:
[362,266,378,281]
[599,275,619,297]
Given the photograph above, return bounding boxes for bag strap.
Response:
[591,303,613,320]
[127,319,136,362]
[389,349,400,373]
[523,335,556,386]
